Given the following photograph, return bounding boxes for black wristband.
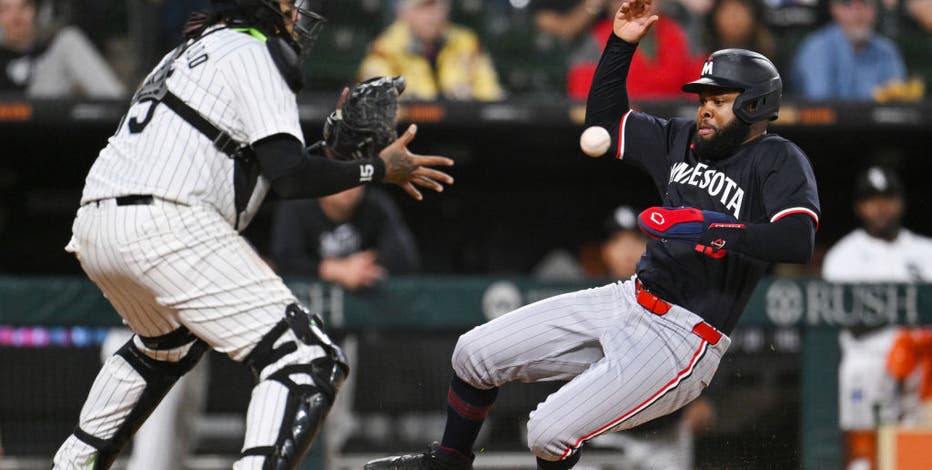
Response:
[257,135,383,199]
[309,141,385,184]
[363,155,386,183]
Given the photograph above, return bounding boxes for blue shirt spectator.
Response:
[791,0,906,100]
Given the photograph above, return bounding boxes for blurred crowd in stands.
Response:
[0,0,927,102]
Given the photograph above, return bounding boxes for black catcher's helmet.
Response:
[212,0,325,59]
[682,49,782,124]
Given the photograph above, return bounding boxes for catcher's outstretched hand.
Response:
[614,0,659,43]
[379,124,454,201]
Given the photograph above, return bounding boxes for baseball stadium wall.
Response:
[1,276,931,469]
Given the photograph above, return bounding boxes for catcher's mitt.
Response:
[323,76,406,160]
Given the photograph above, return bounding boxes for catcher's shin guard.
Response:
[53,328,207,469]
[236,303,348,470]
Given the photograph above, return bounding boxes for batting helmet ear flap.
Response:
[732,74,782,124]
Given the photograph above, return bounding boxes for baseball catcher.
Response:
[52,0,453,468]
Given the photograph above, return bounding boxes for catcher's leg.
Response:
[234,303,348,470]
[52,328,207,469]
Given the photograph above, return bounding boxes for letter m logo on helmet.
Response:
[682,49,783,124]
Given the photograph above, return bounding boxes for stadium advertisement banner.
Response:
[1,276,929,329]
[294,278,932,329]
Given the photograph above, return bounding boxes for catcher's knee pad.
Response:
[72,327,208,469]
[239,303,348,469]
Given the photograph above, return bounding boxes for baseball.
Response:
[580,126,611,157]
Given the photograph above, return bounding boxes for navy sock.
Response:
[439,374,498,458]
[536,449,581,469]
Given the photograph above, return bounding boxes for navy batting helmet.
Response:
[682,49,782,124]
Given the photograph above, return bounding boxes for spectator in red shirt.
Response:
[566,0,703,100]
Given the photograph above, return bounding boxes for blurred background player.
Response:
[0,0,125,97]
[357,0,504,101]
[822,165,932,470]
[269,185,420,289]
[598,205,646,279]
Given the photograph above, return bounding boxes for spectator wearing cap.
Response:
[822,165,932,469]
[357,0,504,101]
[790,0,906,101]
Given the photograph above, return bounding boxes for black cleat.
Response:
[364,442,473,470]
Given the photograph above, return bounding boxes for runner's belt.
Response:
[635,279,722,345]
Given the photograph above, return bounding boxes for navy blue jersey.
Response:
[618,111,820,333]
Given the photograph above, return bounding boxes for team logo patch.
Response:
[650,212,666,226]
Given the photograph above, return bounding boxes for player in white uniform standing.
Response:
[51,1,454,469]
[822,165,932,469]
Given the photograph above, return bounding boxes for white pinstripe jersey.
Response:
[80,26,304,229]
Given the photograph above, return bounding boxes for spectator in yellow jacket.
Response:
[358,0,504,101]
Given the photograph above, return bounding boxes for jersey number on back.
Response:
[119,42,209,135]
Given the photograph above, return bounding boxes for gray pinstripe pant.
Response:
[452,280,730,461]
[54,200,324,469]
